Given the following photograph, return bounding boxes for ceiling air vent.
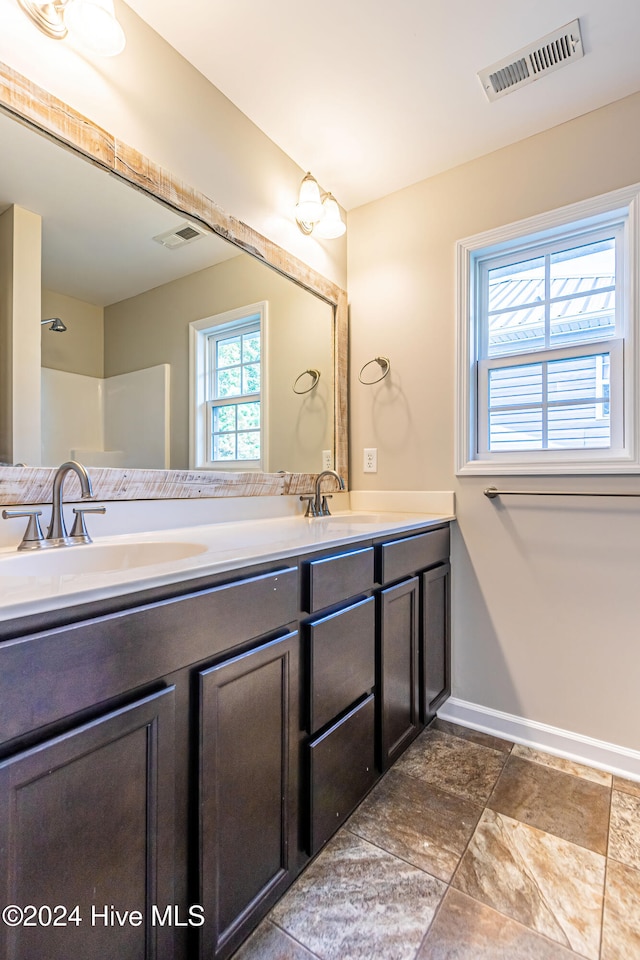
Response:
[153,221,209,249]
[478,19,584,102]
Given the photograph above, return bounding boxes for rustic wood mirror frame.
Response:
[0,62,348,505]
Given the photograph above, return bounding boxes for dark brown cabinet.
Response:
[306,596,375,734]
[0,520,451,960]
[303,552,377,854]
[198,631,299,960]
[308,694,375,853]
[0,565,299,960]
[378,527,450,585]
[305,546,374,613]
[376,525,451,770]
[0,687,176,960]
[421,561,451,723]
[378,577,420,769]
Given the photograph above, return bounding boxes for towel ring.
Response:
[293,368,321,394]
[358,356,390,385]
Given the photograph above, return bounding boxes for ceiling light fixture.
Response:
[295,173,346,240]
[18,0,126,56]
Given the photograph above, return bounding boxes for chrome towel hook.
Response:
[293,368,321,394]
[358,356,390,385]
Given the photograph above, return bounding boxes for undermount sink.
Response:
[0,540,208,577]
[315,513,394,524]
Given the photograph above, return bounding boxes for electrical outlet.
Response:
[363,448,377,473]
[322,450,333,471]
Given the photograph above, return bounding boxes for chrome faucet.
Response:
[300,470,345,517]
[2,461,105,550]
[47,461,100,545]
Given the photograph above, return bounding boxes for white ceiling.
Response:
[0,112,237,305]
[125,0,640,211]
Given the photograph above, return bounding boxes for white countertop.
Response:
[0,509,454,624]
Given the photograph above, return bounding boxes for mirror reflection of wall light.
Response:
[18,0,126,56]
[295,173,346,240]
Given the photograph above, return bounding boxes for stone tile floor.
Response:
[233,718,640,960]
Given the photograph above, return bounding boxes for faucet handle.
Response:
[299,495,319,518]
[70,505,106,543]
[320,494,333,516]
[2,508,46,550]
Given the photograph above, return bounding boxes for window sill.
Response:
[457,457,640,477]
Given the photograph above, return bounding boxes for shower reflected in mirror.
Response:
[41,317,67,333]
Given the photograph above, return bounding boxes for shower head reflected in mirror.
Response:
[41,317,67,332]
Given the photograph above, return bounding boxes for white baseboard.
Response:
[438,697,640,783]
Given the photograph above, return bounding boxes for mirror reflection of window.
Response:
[208,317,262,465]
[191,302,268,471]
[0,107,337,477]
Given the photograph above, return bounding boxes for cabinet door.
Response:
[199,631,299,960]
[378,577,420,770]
[422,562,451,723]
[0,687,176,960]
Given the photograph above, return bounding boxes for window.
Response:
[208,321,261,463]
[456,185,640,475]
[190,303,268,470]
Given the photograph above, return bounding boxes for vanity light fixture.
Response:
[17,0,126,56]
[295,173,346,239]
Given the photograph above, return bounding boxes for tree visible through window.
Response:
[208,321,261,463]
[189,303,267,471]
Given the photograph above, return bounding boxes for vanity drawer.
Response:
[305,546,374,612]
[0,567,299,745]
[307,596,375,734]
[308,694,376,854]
[378,527,449,584]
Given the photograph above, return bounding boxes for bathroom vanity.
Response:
[0,510,451,960]
[0,65,453,960]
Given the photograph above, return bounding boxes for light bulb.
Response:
[314,194,346,239]
[295,173,324,227]
[64,0,126,56]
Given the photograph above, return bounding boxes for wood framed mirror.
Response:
[0,62,348,505]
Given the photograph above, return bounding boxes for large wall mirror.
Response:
[0,63,348,505]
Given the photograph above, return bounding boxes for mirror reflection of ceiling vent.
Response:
[153,221,209,249]
[478,19,583,102]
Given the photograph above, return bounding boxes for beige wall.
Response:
[0,207,14,464]
[6,0,638,755]
[0,0,346,290]
[41,290,104,378]
[104,252,333,471]
[0,206,41,465]
[348,92,640,752]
